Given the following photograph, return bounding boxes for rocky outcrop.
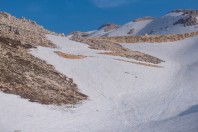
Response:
[127,28,135,35]
[98,23,120,32]
[173,9,198,26]
[71,37,164,64]
[172,9,198,15]
[69,31,90,39]
[0,12,11,19]
[0,12,58,48]
[174,16,198,26]
[133,16,155,22]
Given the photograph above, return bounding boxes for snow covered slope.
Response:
[1,33,198,132]
[137,11,198,35]
[88,19,153,37]
[77,10,198,37]
[88,23,120,37]
[107,19,153,36]
[122,35,198,132]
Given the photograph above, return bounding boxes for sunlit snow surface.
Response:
[89,12,198,37]
[0,35,198,132]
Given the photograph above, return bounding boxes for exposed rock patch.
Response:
[70,31,198,64]
[70,37,164,64]
[99,51,163,64]
[98,23,120,32]
[127,28,135,35]
[69,31,90,38]
[54,51,87,59]
[172,9,198,15]
[0,12,59,48]
[173,9,198,26]
[93,31,198,43]
[133,16,155,22]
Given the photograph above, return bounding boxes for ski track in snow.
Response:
[0,35,198,132]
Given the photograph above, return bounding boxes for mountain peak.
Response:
[171,9,198,14]
[132,16,155,22]
[98,23,120,32]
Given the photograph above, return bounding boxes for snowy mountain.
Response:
[76,9,198,37]
[107,17,154,36]
[1,9,198,132]
[88,23,120,37]
[4,32,196,132]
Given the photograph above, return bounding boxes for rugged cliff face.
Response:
[0,12,87,105]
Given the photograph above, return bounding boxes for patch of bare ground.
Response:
[54,51,87,59]
[0,36,87,105]
[90,31,198,43]
[99,51,164,64]
[71,36,164,64]
[114,59,163,68]
[71,31,198,64]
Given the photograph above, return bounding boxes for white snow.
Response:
[88,26,118,37]
[1,34,198,132]
[88,19,153,37]
[87,12,198,37]
[136,12,198,35]
[137,12,195,35]
[108,20,153,36]
[163,12,184,17]
[139,13,186,35]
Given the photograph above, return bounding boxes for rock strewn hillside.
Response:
[0,36,87,105]
[92,31,198,43]
[98,23,120,32]
[70,36,164,64]
[70,31,198,64]
[173,9,198,26]
[0,12,87,105]
[0,12,58,48]
[133,16,155,22]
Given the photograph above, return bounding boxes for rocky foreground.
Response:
[0,12,87,105]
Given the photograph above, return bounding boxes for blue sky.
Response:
[0,0,198,34]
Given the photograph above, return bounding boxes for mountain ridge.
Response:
[0,8,198,132]
[71,9,198,38]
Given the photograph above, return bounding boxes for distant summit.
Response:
[98,23,120,32]
[171,9,198,14]
[132,16,155,22]
[70,9,198,37]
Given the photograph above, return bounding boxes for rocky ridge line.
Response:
[91,31,198,43]
[0,12,64,48]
